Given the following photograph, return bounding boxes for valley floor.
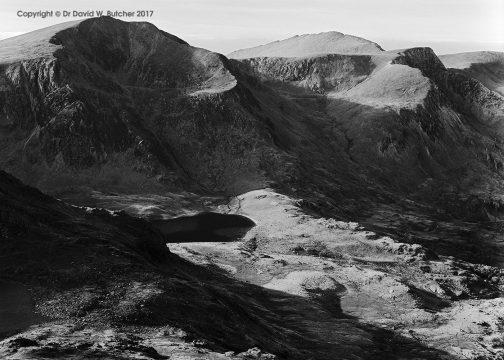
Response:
[171,189,504,359]
[1,189,503,359]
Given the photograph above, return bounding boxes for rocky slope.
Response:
[228,31,384,59]
[0,17,278,195]
[2,17,504,226]
[0,170,469,359]
[172,189,504,359]
[234,48,504,269]
[440,51,504,96]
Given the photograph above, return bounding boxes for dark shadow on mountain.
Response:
[407,284,451,312]
[0,281,47,339]
[143,257,457,360]
[0,168,455,359]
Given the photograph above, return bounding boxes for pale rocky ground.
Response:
[169,189,504,359]
[0,323,277,360]
[440,52,504,70]
[327,59,431,110]
[228,31,384,59]
[0,21,78,64]
[3,188,503,359]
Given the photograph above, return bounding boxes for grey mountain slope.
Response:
[1,17,504,226]
[228,31,384,59]
[440,51,504,95]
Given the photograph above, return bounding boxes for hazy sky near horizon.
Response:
[0,0,502,55]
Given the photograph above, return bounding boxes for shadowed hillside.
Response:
[1,18,504,226]
[0,171,461,359]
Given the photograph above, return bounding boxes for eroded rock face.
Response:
[235,45,504,222]
[2,17,504,226]
[238,54,376,93]
[0,17,280,194]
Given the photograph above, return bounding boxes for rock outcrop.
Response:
[0,170,459,360]
[234,45,504,222]
[0,17,279,194]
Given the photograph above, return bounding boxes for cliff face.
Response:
[1,17,504,221]
[0,17,281,194]
[238,54,376,93]
[235,46,504,219]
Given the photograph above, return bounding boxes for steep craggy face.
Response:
[1,16,504,222]
[52,19,236,90]
[234,45,504,220]
[0,17,276,195]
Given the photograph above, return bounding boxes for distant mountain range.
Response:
[227,31,384,58]
[1,17,503,222]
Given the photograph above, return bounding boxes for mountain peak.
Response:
[0,17,188,65]
[228,31,384,59]
[0,17,239,192]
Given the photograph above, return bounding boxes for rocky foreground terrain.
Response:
[1,17,504,359]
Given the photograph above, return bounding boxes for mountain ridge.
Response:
[440,51,504,96]
[2,16,504,222]
[228,31,385,59]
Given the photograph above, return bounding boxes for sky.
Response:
[0,0,502,55]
